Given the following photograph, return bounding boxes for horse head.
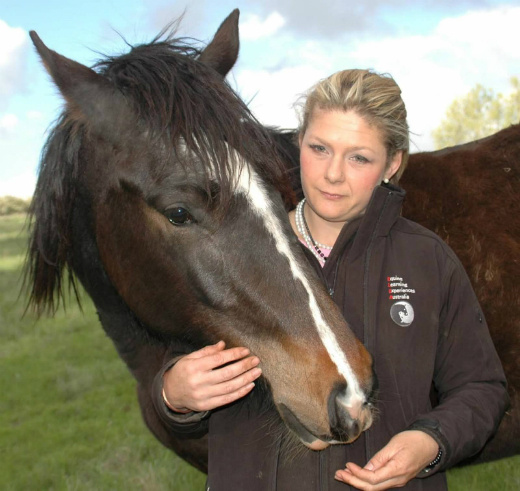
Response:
[27,10,375,452]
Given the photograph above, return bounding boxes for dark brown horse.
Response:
[401,131,520,463]
[26,10,375,473]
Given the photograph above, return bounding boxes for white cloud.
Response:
[146,0,493,41]
[0,19,29,110]
[0,113,19,135]
[236,65,320,129]
[241,12,286,41]
[235,0,491,39]
[0,111,48,199]
[0,170,36,198]
[432,6,520,82]
[345,5,520,150]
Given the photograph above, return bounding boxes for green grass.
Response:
[0,214,205,490]
[1,213,519,490]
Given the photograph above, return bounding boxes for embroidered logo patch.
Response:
[390,301,415,326]
[387,276,416,326]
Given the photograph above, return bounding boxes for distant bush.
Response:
[0,196,32,215]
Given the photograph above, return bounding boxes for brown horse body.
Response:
[401,128,520,462]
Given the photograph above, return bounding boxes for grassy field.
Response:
[1,213,519,490]
[0,214,205,490]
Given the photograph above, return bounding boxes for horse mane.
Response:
[25,116,83,314]
[25,29,295,315]
[94,31,293,199]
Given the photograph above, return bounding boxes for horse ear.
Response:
[29,31,130,138]
[198,9,240,77]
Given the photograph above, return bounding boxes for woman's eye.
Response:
[165,207,195,225]
[352,154,369,163]
[310,144,326,153]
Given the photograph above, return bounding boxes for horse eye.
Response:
[165,207,195,225]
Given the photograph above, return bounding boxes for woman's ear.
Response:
[384,150,403,181]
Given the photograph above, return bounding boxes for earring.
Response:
[383,178,389,184]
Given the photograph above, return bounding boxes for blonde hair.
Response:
[297,69,409,183]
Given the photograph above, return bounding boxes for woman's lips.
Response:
[320,191,344,199]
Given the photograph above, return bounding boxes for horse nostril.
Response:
[348,419,360,438]
[327,381,374,442]
[327,383,358,441]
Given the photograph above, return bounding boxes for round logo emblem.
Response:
[390,301,414,326]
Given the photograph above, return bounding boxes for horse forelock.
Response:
[93,34,293,207]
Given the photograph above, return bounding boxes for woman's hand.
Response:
[162,341,262,413]
[334,430,439,490]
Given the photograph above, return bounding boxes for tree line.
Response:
[0,196,31,216]
[432,77,520,149]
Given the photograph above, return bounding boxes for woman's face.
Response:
[300,109,402,226]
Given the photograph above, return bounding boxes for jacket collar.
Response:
[333,183,406,264]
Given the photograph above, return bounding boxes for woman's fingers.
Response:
[165,343,263,412]
[208,353,261,383]
[189,356,262,409]
[203,362,262,409]
[185,340,226,360]
[208,364,262,396]
[178,365,261,411]
[200,346,254,371]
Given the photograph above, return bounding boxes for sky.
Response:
[1,0,520,197]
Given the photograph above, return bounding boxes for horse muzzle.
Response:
[278,384,374,450]
[327,383,374,444]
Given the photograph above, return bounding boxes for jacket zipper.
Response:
[362,192,392,465]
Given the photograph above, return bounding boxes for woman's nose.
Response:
[324,156,344,183]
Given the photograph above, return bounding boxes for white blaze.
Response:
[233,156,365,407]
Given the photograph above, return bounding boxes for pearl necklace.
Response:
[295,199,332,264]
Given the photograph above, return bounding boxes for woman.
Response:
[154,69,508,490]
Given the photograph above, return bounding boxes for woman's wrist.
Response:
[423,447,442,473]
[161,362,191,413]
[162,386,191,414]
